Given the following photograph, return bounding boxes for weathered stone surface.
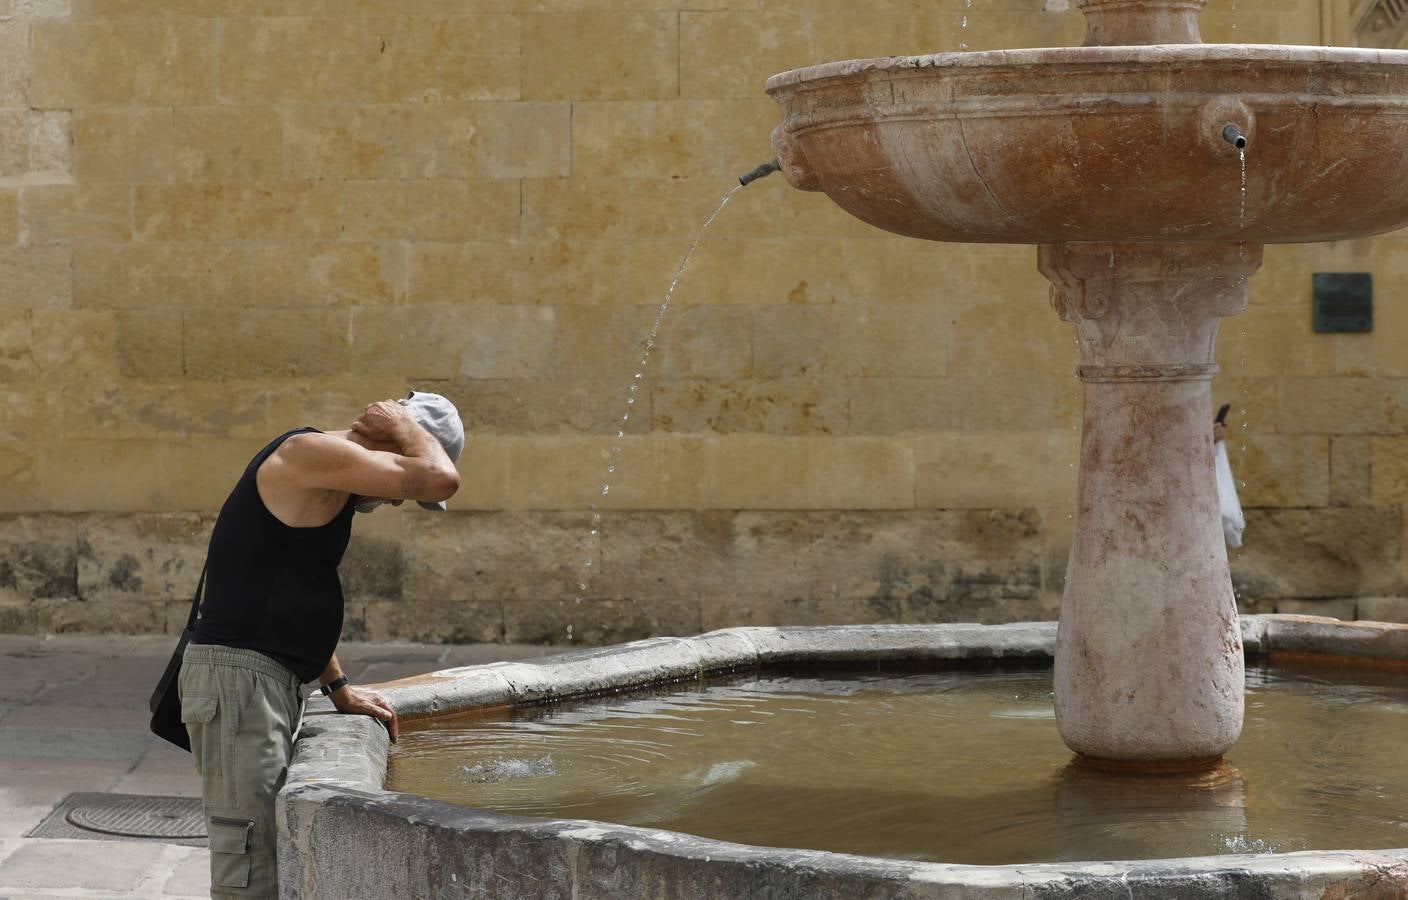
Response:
[403,511,594,607]
[73,109,172,183]
[752,304,947,378]
[634,236,851,308]
[1219,304,1377,378]
[0,247,71,308]
[0,515,80,602]
[705,436,913,510]
[0,328,30,399]
[424,378,654,436]
[22,184,131,244]
[916,432,1078,509]
[341,180,520,242]
[1274,377,1408,435]
[37,438,261,512]
[218,17,519,104]
[1370,436,1408,505]
[1231,507,1404,599]
[27,109,70,176]
[115,309,182,378]
[172,106,282,182]
[521,177,779,243]
[184,308,349,378]
[363,599,502,646]
[74,513,209,606]
[475,102,570,179]
[847,378,962,434]
[504,597,702,647]
[523,13,677,101]
[135,182,345,242]
[652,378,847,435]
[949,302,1077,378]
[681,11,815,100]
[0,109,26,179]
[1331,435,1373,506]
[1357,596,1408,624]
[1262,614,1408,660]
[75,242,252,309]
[353,305,554,380]
[1273,598,1358,620]
[30,18,215,107]
[283,104,468,181]
[0,23,27,109]
[409,239,630,306]
[246,242,402,309]
[0,190,17,247]
[553,305,752,380]
[54,379,267,440]
[572,99,777,180]
[1235,434,1330,508]
[30,309,117,383]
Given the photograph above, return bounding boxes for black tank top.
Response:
[193,427,355,682]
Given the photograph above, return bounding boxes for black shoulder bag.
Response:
[148,564,207,752]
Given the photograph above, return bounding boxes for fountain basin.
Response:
[277,616,1408,898]
[767,45,1408,244]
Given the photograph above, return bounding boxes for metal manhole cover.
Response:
[66,796,206,839]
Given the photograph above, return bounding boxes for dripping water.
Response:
[1238,147,1247,231]
[568,184,747,635]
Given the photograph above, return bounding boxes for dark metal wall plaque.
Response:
[1312,273,1373,333]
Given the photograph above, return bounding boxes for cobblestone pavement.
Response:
[0,634,560,899]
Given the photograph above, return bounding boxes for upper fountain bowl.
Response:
[766,44,1408,245]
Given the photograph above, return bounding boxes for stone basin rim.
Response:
[280,615,1408,898]
[765,43,1408,94]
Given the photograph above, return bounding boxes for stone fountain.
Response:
[766,0,1408,770]
[275,6,1408,896]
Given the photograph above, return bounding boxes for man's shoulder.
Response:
[261,431,347,475]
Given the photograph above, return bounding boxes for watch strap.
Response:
[320,675,350,697]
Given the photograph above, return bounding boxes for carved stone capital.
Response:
[1077,0,1206,46]
[1039,241,1262,379]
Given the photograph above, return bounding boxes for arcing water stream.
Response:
[565,169,776,640]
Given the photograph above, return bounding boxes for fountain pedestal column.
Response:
[1040,241,1262,769]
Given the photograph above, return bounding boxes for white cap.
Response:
[398,390,464,511]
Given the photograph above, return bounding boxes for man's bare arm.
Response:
[275,403,460,502]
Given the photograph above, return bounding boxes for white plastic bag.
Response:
[1214,442,1245,549]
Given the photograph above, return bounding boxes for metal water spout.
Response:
[1222,124,1248,149]
[738,160,782,187]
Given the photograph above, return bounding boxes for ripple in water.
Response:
[388,664,1408,865]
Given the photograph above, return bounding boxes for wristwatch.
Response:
[320,675,350,697]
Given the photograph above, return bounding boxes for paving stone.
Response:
[111,741,200,798]
[160,845,210,896]
[0,838,169,891]
[0,727,152,762]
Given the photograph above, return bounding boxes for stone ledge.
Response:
[280,617,1408,898]
[279,783,1408,899]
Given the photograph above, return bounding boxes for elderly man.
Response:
[178,391,463,898]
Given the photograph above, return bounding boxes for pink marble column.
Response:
[1040,241,1262,769]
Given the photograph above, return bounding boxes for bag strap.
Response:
[183,563,208,633]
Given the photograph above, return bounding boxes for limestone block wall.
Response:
[0,0,1403,643]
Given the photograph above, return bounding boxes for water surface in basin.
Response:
[387,662,1408,864]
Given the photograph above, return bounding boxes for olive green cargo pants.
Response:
[179,645,304,900]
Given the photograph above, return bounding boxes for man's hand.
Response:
[351,400,417,446]
[330,684,400,743]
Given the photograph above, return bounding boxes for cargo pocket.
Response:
[180,695,219,776]
[208,815,254,889]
